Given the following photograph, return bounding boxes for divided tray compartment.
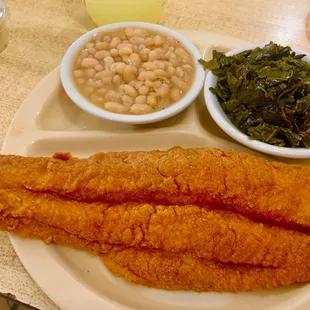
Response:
[2,30,309,310]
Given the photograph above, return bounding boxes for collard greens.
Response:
[199,42,310,148]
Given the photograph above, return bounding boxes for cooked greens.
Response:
[199,42,310,148]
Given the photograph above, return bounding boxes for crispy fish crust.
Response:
[102,248,310,292]
[1,189,310,268]
[2,197,310,292]
[0,147,309,230]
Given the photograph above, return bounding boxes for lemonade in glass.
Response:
[84,0,166,25]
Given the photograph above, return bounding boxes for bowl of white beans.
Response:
[61,22,205,124]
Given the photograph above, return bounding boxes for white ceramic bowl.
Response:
[205,44,310,159]
[61,22,205,125]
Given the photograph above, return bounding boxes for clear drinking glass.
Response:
[84,0,166,26]
[0,0,8,53]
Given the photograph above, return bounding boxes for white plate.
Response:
[2,30,310,310]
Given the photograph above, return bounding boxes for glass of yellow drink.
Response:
[84,0,166,26]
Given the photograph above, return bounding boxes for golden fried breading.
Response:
[0,147,309,230]
[102,248,310,292]
[1,189,310,268]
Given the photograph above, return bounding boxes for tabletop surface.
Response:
[0,0,309,309]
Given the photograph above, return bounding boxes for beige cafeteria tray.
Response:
[2,30,309,310]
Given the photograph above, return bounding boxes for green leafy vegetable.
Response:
[200,42,310,148]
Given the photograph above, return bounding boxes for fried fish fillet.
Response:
[2,190,310,292]
[102,248,310,292]
[0,147,309,230]
[1,189,310,269]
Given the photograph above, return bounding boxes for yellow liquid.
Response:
[84,0,166,26]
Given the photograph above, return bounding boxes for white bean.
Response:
[88,47,97,55]
[154,69,168,78]
[129,36,145,45]
[134,81,144,89]
[119,47,133,56]
[139,44,146,51]
[153,80,162,89]
[148,50,158,61]
[90,94,104,105]
[113,62,126,75]
[167,66,176,76]
[124,84,138,97]
[117,43,133,49]
[105,102,129,114]
[144,38,154,47]
[73,70,84,78]
[81,49,89,57]
[147,95,157,107]
[100,70,114,84]
[154,48,164,59]
[96,87,108,96]
[138,71,157,81]
[164,51,172,59]
[170,88,182,101]
[110,37,121,48]
[87,79,100,88]
[144,80,154,88]
[85,68,96,78]
[129,53,141,67]
[130,103,154,114]
[112,74,123,85]
[140,48,151,61]
[167,36,177,45]
[125,28,134,38]
[95,64,104,72]
[171,76,187,89]
[133,28,148,37]
[135,95,147,104]
[104,56,115,69]
[169,52,177,60]
[160,77,171,85]
[175,47,188,57]
[154,35,163,47]
[157,83,170,97]
[95,71,104,79]
[153,60,166,70]
[96,41,109,50]
[95,50,110,60]
[121,94,134,106]
[176,66,185,78]
[76,57,83,67]
[103,35,111,43]
[86,42,95,49]
[93,32,104,42]
[133,45,139,53]
[123,65,137,82]
[128,80,136,87]
[122,55,130,64]
[138,85,149,95]
[183,64,193,71]
[142,62,156,70]
[110,48,119,57]
[82,58,99,68]
[105,90,120,102]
